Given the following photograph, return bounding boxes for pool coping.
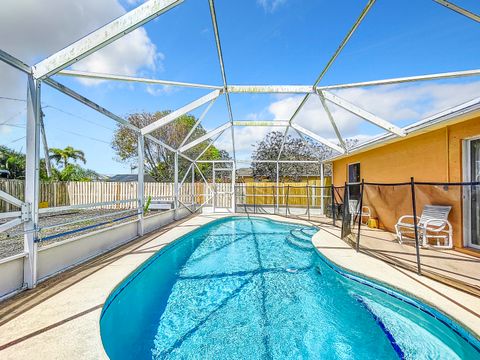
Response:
[0,213,478,359]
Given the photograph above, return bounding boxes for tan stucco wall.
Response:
[332,116,480,249]
[333,127,449,183]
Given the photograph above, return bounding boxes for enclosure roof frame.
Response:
[0,0,478,164]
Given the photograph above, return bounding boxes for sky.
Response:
[1,0,480,174]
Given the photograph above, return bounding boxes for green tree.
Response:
[250,131,356,181]
[0,146,26,179]
[112,111,231,182]
[49,146,86,169]
[53,164,100,182]
[0,145,96,181]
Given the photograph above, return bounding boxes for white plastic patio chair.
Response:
[395,205,453,249]
[348,199,371,225]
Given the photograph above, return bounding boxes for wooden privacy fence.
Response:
[236,181,326,208]
[0,179,329,212]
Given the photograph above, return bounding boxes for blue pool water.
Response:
[100,216,480,359]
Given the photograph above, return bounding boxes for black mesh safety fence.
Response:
[234,184,332,219]
[345,179,480,297]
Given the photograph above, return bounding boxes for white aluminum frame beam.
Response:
[33,0,183,79]
[233,121,289,127]
[194,162,214,192]
[208,0,236,162]
[0,49,31,74]
[24,75,41,288]
[195,129,226,161]
[56,67,475,95]
[277,94,311,160]
[291,123,345,154]
[54,67,480,95]
[0,190,23,208]
[44,78,139,132]
[318,91,347,151]
[314,0,376,87]
[58,70,221,90]
[179,163,194,188]
[322,91,406,137]
[292,127,323,161]
[137,134,145,236]
[57,67,480,94]
[180,122,231,153]
[228,85,312,94]
[277,0,376,161]
[318,69,480,90]
[433,0,480,23]
[39,111,52,177]
[145,134,193,162]
[44,77,193,161]
[141,89,221,135]
[197,160,319,164]
[179,98,217,147]
[0,218,22,233]
[341,96,480,156]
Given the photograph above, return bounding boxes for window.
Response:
[347,163,361,200]
[348,163,361,183]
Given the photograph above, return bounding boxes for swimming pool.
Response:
[100,216,480,359]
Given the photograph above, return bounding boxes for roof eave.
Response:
[326,97,480,163]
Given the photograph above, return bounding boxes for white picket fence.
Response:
[0,180,234,212]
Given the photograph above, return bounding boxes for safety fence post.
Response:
[331,184,335,226]
[191,163,195,210]
[355,179,364,252]
[306,184,311,221]
[276,162,279,214]
[410,177,422,275]
[272,185,275,215]
[173,152,179,219]
[286,185,290,217]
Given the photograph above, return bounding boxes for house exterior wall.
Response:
[332,116,480,249]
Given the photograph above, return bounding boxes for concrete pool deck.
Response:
[0,213,478,359]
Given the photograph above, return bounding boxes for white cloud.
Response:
[0,0,126,63]
[0,0,163,133]
[145,83,179,96]
[257,0,288,13]
[196,80,480,160]
[72,28,162,86]
[212,125,271,160]
[261,81,480,140]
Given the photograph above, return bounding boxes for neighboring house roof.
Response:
[236,168,253,177]
[328,97,480,162]
[108,174,156,182]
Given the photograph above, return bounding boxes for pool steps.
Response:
[287,229,314,250]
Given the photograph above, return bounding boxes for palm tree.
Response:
[49,146,86,169]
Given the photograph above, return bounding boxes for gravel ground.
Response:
[0,208,161,259]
